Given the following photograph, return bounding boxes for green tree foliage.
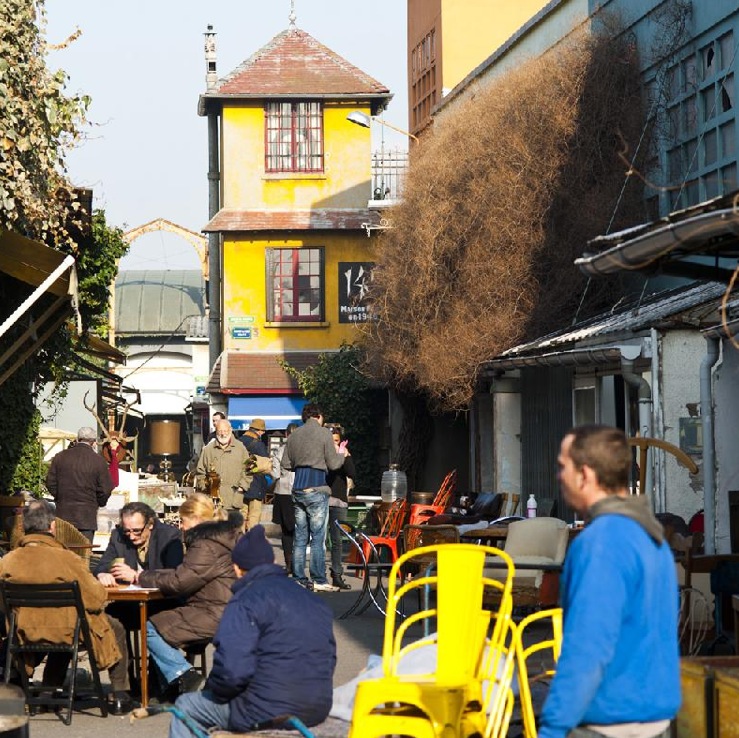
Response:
[0,0,89,247]
[280,344,381,494]
[0,2,128,492]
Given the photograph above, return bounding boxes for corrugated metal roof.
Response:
[203,208,370,232]
[206,27,390,98]
[115,271,206,336]
[495,281,730,361]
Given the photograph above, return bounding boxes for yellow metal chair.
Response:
[349,543,515,738]
[515,608,563,738]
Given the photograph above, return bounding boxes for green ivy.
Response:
[279,344,381,494]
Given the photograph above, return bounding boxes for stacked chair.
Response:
[349,543,519,738]
[515,608,563,738]
[360,498,408,568]
[408,469,458,526]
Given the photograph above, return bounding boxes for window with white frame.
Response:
[264,101,323,173]
[266,248,324,322]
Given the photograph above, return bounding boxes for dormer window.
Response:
[265,101,324,173]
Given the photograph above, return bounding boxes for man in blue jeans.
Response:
[281,403,348,591]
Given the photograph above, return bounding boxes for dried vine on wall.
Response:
[362,28,647,412]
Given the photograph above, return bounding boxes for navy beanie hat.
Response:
[232,524,274,570]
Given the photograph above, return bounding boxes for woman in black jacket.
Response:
[326,426,355,591]
[137,493,243,698]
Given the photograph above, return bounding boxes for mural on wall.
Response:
[338,262,374,323]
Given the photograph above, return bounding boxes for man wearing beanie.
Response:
[169,525,336,738]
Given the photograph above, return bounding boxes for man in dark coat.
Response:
[94,502,184,585]
[239,418,270,530]
[168,525,336,738]
[46,426,114,541]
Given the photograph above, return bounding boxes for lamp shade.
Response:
[149,420,180,456]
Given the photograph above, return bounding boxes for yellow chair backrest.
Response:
[383,543,515,686]
[516,608,563,738]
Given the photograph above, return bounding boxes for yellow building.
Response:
[408,0,551,135]
[198,25,392,430]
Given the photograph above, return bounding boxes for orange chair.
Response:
[408,469,458,525]
[361,498,408,566]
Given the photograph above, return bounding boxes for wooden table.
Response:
[106,586,163,707]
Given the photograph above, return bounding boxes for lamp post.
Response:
[346,111,419,142]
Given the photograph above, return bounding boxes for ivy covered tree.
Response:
[280,344,382,495]
[0,1,128,492]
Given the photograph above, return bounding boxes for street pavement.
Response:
[22,532,386,738]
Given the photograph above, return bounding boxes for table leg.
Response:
[138,600,150,707]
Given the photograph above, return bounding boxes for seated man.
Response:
[95,501,184,586]
[169,525,336,738]
[0,500,135,715]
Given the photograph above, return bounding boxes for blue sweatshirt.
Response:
[538,512,681,738]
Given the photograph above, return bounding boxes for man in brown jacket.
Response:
[0,500,135,715]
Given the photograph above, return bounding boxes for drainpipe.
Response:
[621,353,653,496]
[204,26,221,371]
[700,336,720,554]
[207,112,221,371]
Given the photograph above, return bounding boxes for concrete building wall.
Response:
[658,329,706,522]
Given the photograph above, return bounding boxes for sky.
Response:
[44,1,408,271]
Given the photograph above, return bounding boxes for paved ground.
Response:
[20,531,550,737]
[21,533,388,738]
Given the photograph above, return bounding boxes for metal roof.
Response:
[115,270,206,337]
[487,281,730,367]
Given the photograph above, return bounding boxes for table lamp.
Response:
[149,420,180,482]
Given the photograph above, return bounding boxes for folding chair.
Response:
[349,543,515,738]
[0,581,109,724]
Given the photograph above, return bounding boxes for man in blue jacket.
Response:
[169,525,336,738]
[539,425,680,738]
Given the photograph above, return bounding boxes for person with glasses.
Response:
[137,494,243,701]
[95,502,184,586]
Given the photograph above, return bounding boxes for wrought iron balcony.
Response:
[369,148,408,208]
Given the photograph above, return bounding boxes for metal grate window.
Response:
[265,101,324,173]
[266,248,324,322]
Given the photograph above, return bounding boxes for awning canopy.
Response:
[228,396,307,431]
[0,230,81,386]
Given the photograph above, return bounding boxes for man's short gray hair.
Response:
[23,499,56,534]
[77,426,97,442]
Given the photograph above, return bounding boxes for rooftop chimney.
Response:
[204,25,217,91]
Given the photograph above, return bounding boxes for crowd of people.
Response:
[0,419,683,737]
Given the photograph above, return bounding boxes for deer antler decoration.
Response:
[83,391,138,463]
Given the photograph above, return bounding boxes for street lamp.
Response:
[346,111,419,142]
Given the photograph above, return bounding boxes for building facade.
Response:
[423,0,739,543]
[198,24,392,432]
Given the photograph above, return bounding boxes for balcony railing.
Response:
[369,148,409,207]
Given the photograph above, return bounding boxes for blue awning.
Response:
[228,396,306,431]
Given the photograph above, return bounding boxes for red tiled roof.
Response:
[207,351,330,393]
[211,28,390,97]
[203,208,373,232]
